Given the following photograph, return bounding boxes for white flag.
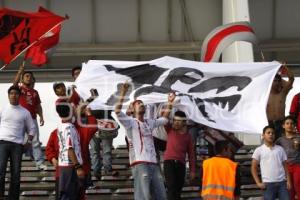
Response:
[75,56,281,134]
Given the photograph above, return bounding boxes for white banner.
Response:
[75,56,281,134]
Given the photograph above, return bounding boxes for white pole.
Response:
[223,0,261,145]
[222,0,254,63]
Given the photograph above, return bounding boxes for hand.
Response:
[76,168,85,178]
[257,182,266,190]
[126,103,134,116]
[24,141,32,151]
[51,158,58,167]
[121,82,130,93]
[40,117,44,126]
[168,92,176,103]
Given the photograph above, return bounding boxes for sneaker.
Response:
[37,163,48,170]
[104,170,119,176]
[87,185,97,190]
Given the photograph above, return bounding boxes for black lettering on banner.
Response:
[189,76,251,94]
[104,64,167,106]
[103,64,252,122]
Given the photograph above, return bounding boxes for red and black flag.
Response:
[0,7,66,69]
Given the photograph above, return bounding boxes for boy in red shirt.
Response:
[13,64,46,170]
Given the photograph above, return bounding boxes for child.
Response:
[276,116,300,200]
[53,82,80,107]
[251,125,291,200]
[56,103,84,199]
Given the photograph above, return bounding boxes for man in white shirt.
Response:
[251,125,291,200]
[115,82,175,200]
[0,85,35,200]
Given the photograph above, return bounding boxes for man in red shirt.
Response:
[289,93,300,133]
[163,110,196,200]
[13,64,47,170]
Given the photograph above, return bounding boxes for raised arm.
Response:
[13,61,25,86]
[286,66,294,87]
[161,92,176,118]
[282,64,294,91]
[115,83,129,115]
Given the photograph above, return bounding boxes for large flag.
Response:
[201,21,258,62]
[24,8,63,66]
[75,56,281,134]
[0,7,66,68]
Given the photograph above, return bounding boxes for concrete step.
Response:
[3,145,262,199]
[5,182,54,191]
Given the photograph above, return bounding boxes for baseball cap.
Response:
[53,82,65,91]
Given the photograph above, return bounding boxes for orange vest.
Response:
[201,156,237,200]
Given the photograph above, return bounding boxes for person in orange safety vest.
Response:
[201,140,240,200]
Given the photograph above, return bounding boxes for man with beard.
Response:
[115,82,175,200]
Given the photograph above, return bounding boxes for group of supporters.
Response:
[0,65,117,200]
[250,66,300,200]
[0,62,299,200]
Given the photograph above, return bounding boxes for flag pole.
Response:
[254,43,265,62]
[0,20,67,71]
[260,49,265,62]
[0,64,7,71]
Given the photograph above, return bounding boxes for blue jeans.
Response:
[264,181,290,200]
[32,119,45,166]
[0,140,23,200]
[188,126,201,143]
[188,126,203,155]
[26,119,44,166]
[90,136,113,174]
[132,163,167,200]
[59,166,80,200]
